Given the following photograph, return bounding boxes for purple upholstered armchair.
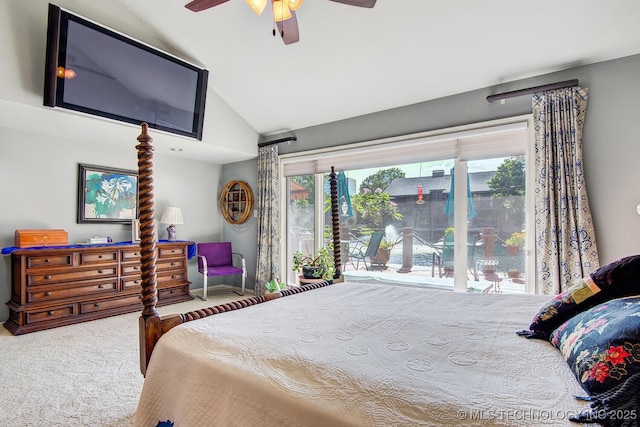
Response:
[197,242,246,301]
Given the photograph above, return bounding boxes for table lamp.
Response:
[160,206,184,241]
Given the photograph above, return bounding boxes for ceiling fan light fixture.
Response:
[272,0,292,22]
[245,0,267,15]
[286,0,303,11]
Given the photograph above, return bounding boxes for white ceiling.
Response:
[105,0,640,137]
[3,0,640,165]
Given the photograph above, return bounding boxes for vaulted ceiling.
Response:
[3,1,640,164]
[109,0,640,136]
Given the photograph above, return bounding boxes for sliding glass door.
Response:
[281,117,533,293]
[286,175,316,285]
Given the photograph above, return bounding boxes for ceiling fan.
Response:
[184,0,377,45]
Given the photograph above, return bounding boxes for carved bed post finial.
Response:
[330,166,342,278]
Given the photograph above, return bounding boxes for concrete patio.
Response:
[341,244,526,294]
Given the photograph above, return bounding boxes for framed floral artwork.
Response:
[77,164,138,223]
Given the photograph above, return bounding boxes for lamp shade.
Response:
[160,207,184,225]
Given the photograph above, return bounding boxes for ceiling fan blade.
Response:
[328,0,376,7]
[185,0,230,12]
[276,11,300,45]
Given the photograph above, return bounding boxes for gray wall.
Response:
[229,54,640,279]
[1,54,638,323]
[221,160,259,289]
[0,127,224,322]
[0,0,261,324]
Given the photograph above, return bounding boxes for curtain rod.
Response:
[486,79,579,103]
[257,136,297,148]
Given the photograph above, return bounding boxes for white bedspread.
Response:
[134,282,588,426]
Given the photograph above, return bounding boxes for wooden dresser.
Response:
[4,241,193,335]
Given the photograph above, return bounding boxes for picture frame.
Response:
[132,219,159,242]
[77,164,138,224]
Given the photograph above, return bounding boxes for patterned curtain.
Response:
[533,87,599,295]
[254,145,280,296]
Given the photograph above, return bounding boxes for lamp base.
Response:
[166,224,177,241]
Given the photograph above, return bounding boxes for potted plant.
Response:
[370,236,398,267]
[505,231,525,255]
[292,245,335,280]
[264,276,286,293]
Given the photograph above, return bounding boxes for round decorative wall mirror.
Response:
[219,180,253,224]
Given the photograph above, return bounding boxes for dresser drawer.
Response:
[26,254,73,269]
[121,248,142,261]
[157,271,186,285]
[80,293,142,314]
[27,280,118,303]
[157,259,186,271]
[26,304,76,324]
[158,246,185,259]
[122,276,142,289]
[158,286,189,301]
[80,251,118,265]
[27,267,117,286]
[121,263,142,276]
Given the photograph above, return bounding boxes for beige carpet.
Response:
[0,287,252,427]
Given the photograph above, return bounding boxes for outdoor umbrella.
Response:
[444,169,477,221]
[337,171,353,218]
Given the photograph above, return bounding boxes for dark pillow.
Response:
[520,255,640,339]
[549,296,640,425]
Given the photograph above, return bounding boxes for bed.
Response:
[132,124,636,426]
[135,281,590,426]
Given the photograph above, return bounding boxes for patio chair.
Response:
[440,233,480,281]
[197,242,246,301]
[347,231,385,271]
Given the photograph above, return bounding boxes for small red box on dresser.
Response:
[14,229,68,248]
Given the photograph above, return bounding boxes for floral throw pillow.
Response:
[550,296,640,425]
[519,255,640,339]
[550,296,640,393]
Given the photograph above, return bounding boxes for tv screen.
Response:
[44,4,208,140]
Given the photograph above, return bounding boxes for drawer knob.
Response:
[98,270,103,274]
[98,284,104,289]
[133,266,139,271]
[171,250,176,253]
[172,275,177,279]
[171,262,177,266]
[170,289,175,294]
[134,252,139,256]
[134,280,140,285]
[98,255,103,259]
[45,275,51,280]
[47,310,54,315]
[45,291,52,297]
[94,303,100,307]
[44,259,50,263]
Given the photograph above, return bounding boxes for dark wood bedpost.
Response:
[330,167,342,279]
[136,123,161,376]
[135,131,340,376]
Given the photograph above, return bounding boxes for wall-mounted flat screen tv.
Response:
[44,4,208,140]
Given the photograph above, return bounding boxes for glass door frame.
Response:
[278,115,537,293]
